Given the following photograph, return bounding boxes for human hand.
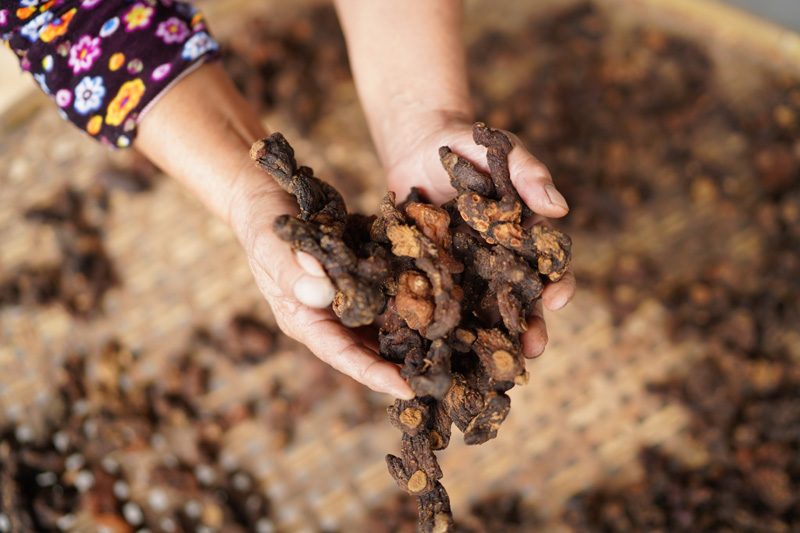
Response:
[230,164,415,400]
[133,63,413,400]
[383,116,577,358]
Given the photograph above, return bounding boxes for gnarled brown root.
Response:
[252,124,572,533]
[401,339,454,400]
[463,391,511,445]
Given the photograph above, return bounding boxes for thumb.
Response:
[251,234,414,398]
[292,251,337,308]
[248,220,336,309]
[505,135,570,218]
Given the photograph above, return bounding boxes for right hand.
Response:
[383,116,576,359]
[230,167,415,400]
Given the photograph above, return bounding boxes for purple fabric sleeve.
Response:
[1,0,220,148]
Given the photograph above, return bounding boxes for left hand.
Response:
[383,116,577,358]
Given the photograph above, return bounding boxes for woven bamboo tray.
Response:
[1,0,798,531]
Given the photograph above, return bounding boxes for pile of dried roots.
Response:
[250,122,572,531]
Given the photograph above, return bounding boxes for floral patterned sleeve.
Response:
[1,0,219,148]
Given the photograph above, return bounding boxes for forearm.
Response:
[134,61,412,398]
[333,0,473,167]
[134,62,272,238]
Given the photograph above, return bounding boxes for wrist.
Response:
[376,106,474,171]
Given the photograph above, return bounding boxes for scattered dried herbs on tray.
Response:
[0,339,278,533]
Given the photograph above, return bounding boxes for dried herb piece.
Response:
[463,391,511,446]
[385,393,456,529]
[374,193,464,340]
[400,339,454,401]
[472,328,525,383]
[442,374,485,433]
[395,270,436,331]
[388,399,432,437]
[251,133,346,233]
[454,233,543,335]
[386,432,443,496]
[473,122,530,218]
[442,123,572,282]
[439,146,496,198]
[415,257,463,341]
[417,481,454,533]
[455,193,571,282]
[379,300,427,365]
[1,187,118,318]
[251,133,386,327]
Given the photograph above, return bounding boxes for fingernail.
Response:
[293,276,336,308]
[545,183,569,211]
[552,294,570,311]
[295,251,327,277]
[393,385,416,400]
[546,286,574,312]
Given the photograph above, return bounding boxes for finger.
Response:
[505,135,569,218]
[521,301,547,358]
[295,251,327,277]
[296,309,414,399]
[250,231,336,309]
[542,268,576,311]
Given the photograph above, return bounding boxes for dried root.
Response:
[251,123,572,532]
[441,123,572,282]
[251,133,385,327]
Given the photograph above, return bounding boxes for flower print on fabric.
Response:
[68,35,101,74]
[73,75,106,115]
[33,73,49,94]
[86,115,102,135]
[123,3,154,32]
[181,31,217,61]
[55,88,72,108]
[2,0,220,147]
[15,6,37,22]
[151,63,171,81]
[155,16,189,44]
[126,58,143,74]
[108,52,125,71]
[105,78,145,126]
[99,16,119,38]
[39,8,76,43]
[20,10,52,41]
